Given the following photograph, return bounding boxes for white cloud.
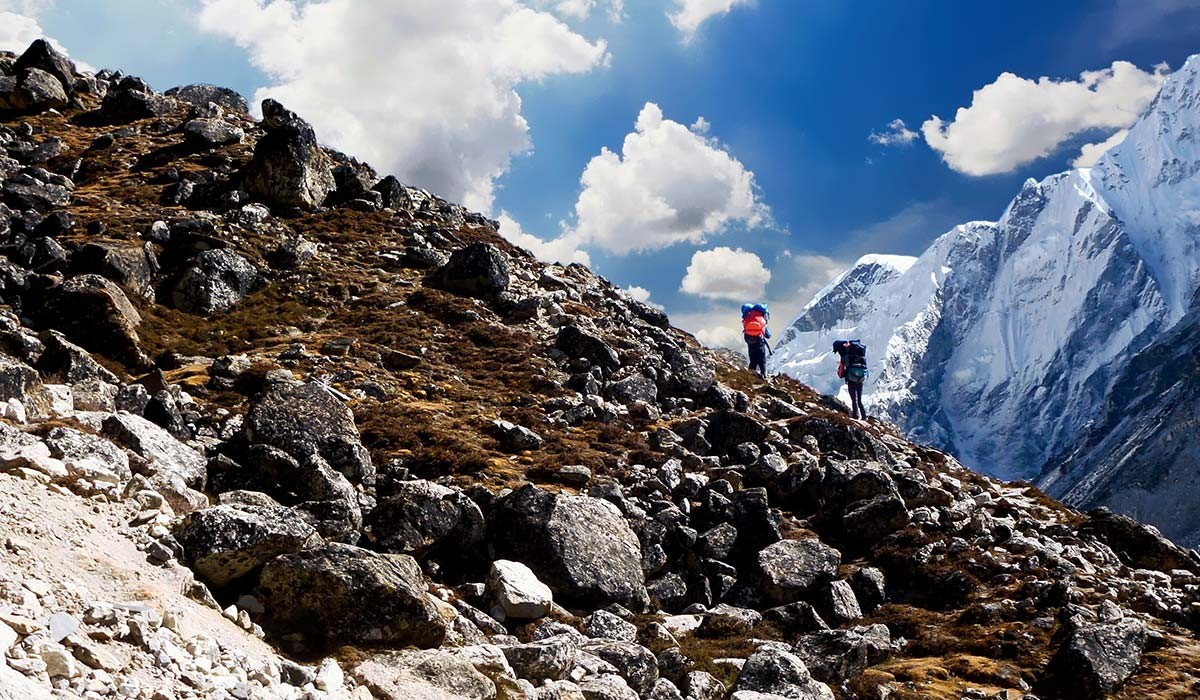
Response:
[0,3,94,72]
[680,246,771,301]
[196,0,609,213]
[535,0,623,21]
[568,102,768,254]
[498,212,591,266]
[868,118,918,146]
[922,61,1169,176]
[623,285,664,310]
[668,0,752,40]
[1072,128,1129,168]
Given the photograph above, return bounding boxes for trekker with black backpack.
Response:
[742,303,772,378]
[833,339,869,419]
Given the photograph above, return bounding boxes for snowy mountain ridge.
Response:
[771,55,1200,540]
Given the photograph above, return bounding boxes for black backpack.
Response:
[834,339,869,382]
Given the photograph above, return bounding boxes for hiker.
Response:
[742,303,771,377]
[833,339,868,419]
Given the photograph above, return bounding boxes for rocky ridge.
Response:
[0,39,1199,700]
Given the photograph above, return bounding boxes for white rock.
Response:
[489,559,553,620]
[315,658,344,692]
[0,620,17,654]
[3,398,27,424]
[43,385,74,417]
[47,612,79,643]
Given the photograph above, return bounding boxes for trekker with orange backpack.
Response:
[742,303,771,377]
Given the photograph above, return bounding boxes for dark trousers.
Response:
[747,342,767,376]
[847,380,866,419]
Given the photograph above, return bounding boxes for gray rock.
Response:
[555,326,620,373]
[489,559,553,620]
[491,485,647,610]
[684,671,727,700]
[731,646,833,700]
[605,374,658,406]
[579,675,639,700]
[257,542,448,651]
[502,634,578,682]
[493,419,544,452]
[13,39,76,95]
[44,426,130,483]
[36,330,119,385]
[183,117,244,147]
[172,248,261,315]
[101,412,206,511]
[813,580,861,625]
[698,604,762,637]
[353,649,497,700]
[583,641,659,694]
[70,242,158,300]
[165,84,249,114]
[10,68,68,112]
[755,539,841,606]
[366,480,484,559]
[49,274,146,367]
[101,76,174,119]
[244,381,373,483]
[1046,617,1147,699]
[435,242,511,299]
[793,625,894,686]
[243,99,335,210]
[585,610,638,642]
[177,504,318,588]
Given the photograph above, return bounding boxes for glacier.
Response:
[771,53,1200,537]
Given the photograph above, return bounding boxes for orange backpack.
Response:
[743,312,767,337]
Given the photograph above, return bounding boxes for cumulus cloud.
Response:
[779,252,850,307]
[196,0,609,212]
[498,212,591,266]
[1072,128,1129,168]
[668,0,752,40]
[680,246,771,301]
[623,285,664,309]
[922,61,1169,176]
[568,102,767,255]
[868,118,918,146]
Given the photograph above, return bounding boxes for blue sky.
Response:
[5,0,1200,346]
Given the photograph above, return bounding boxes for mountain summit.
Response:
[772,56,1200,546]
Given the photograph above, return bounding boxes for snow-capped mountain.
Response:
[772,54,1200,537]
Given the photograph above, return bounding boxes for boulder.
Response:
[176,504,318,588]
[182,117,245,147]
[488,560,553,620]
[555,326,620,373]
[43,426,130,484]
[366,480,484,560]
[49,274,146,367]
[579,675,639,700]
[9,68,68,112]
[243,99,335,210]
[101,412,207,511]
[70,242,158,300]
[354,649,497,700]
[434,242,510,299]
[731,646,833,700]
[13,40,76,96]
[605,374,658,406]
[583,641,659,694]
[492,419,543,452]
[165,84,249,114]
[502,634,578,682]
[257,543,448,650]
[172,248,261,315]
[755,539,841,606]
[244,381,373,483]
[100,76,174,120]
[1045,617,1147,699]
[490,485,647,610]
[584,610,638,643]
[812,580,861,625]
[35,330,119,385]
[793,625,894,686]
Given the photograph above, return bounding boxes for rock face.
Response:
[257,543,448,650]
[243,99,335,210]
[172,249,261,315]
[176,504,317,588]
[491,485,647,610]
